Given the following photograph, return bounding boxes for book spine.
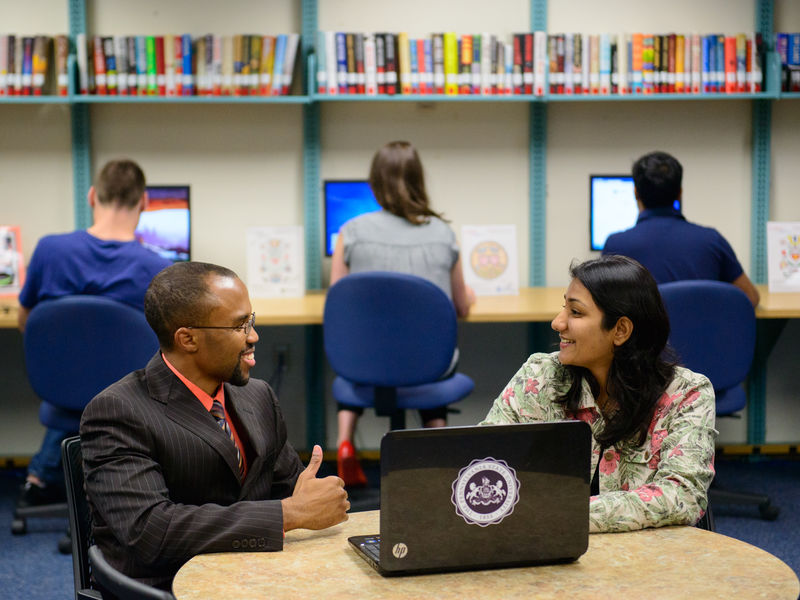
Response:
[73,33,86,95]
[93,35,106,94]
[459,34,472,94]
[716,34,725,92]
[631,33,643,93]
[384,33,397,95]
[145,36,156,95]
[573,33,584,94]
[599,33,610,95]
[691,34,701,93]
[407,37,418,94]
[480,33,491,95]
[674,34,685,93]
[724,36,737,93]
[0,35,7,96]
[398,32,412,94]
[113,36,127,95]
[504,41,514,95]
[282,33,299,95]
[432,33,444,94]
[248,34,261,94]
[156,36,166,95]
[512,34,523,94]
[667,33,676,92]
[13,36,22,95]
[316,31,327,94]
[424,38,434,95]
[618,33,629,94]
[555,33,565,94]
[344,33,356,94]
[100,37,116,95]
[222,35,233,95]
[590,34,600,94]
[735,33,746,93]
[534,31,547,96]
[653,34,662,93]
[443,32,457,95]
[124,36,136,95]
[364,33,377,95]
[31,36,47,96]
[642,35,653,94]
[335,32,347,94]
[789,32,800,92]
[181,34,193,95]
[324,31,338,95]
[471,34,481,94]
[523,33,533,94]
[270,34,286,96]
[354,32,365,94]
[374,32,386,94]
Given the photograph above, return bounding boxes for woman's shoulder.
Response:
[665,365,715,407]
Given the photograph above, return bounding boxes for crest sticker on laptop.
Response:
[451,458,520,526]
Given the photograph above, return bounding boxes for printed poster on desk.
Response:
[767,221,800,292]
[0,226,25,297]
[246,226,305,298]
[461,225,519,296]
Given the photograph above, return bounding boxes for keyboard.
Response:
[359,535,381,562]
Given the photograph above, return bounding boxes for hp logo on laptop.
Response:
[391,543,408,558]
[451,458,520,527]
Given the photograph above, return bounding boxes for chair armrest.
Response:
[88,545,176,600]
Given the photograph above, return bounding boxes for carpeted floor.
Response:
[0,457,797,599]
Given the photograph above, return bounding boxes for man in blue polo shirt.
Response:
[603,150,760,307]
[16,158,171,508]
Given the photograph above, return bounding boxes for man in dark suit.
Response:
[80,261,349,591]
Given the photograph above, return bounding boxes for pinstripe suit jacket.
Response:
[79,353,304,590]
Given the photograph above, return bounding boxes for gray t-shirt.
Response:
[341,210,459,299]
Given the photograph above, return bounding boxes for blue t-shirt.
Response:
[19,230,172,311]
[602,208,744,284]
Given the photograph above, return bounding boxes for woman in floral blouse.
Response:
[481,255,716,533]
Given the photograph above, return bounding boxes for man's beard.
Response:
[229,361,249,387]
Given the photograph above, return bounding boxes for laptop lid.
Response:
[366,421,591,575]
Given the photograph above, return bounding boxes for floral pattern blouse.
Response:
[480,352,717,533]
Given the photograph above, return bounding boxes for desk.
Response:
[4,286,799,446]
[172,510,799,600]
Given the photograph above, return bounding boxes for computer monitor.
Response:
[589,174,680,251]
[135,185,191,262]
[323,180,380,256]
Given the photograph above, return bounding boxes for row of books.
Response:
[0,35,69,96]
[75,34,300,96]
[776,33,800,92]
[314,31,772,96]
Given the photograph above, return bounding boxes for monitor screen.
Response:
[135,185,191,262]
[323,180,380,256]
[589,174,680,251]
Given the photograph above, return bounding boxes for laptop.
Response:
[348,421,592,576]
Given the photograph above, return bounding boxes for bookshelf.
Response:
[2,0,797,451]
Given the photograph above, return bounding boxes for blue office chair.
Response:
[659,280,778,520]
[12,296,159,545]
[323,271,474,432]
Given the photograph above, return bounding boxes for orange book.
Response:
[631,33,643,93]
[724,36,737,93]
[459,35,473,94]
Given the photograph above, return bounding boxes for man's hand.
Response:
[282,445,349,531]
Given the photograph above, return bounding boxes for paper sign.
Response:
[767,222,800,292]
[0,226,25,297]
[246,226,305,297]
[461,225,519,296]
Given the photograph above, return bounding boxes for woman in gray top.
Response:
[330,140,475,486]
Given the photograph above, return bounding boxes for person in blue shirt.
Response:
[603,151,759,307]
[17,159,171,508]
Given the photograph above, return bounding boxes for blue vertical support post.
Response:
[69,0,91,229]
[746,0,774,446]
[301,0,326,450]
[528,1,552,351]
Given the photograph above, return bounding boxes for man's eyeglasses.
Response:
[186,312,256,335]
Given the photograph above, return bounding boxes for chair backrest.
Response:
[62,436,96,600]
[25,296,159,412]
[323,271,458,387]
[658,280,756,391]
[62,436,175,600]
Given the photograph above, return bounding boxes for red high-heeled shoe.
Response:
[337,440,367,488]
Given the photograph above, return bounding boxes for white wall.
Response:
[1,0,798,454]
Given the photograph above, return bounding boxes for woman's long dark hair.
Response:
[559,255,676,447]
[368,141,447,225]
